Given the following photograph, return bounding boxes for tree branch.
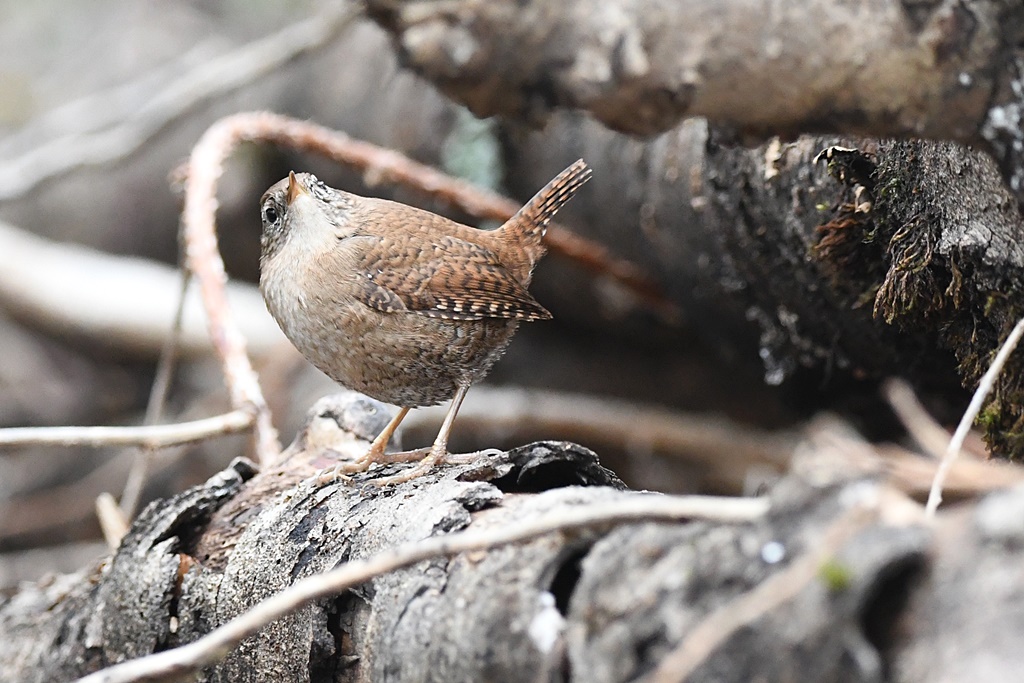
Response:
[366,0,1024,203]
[0,409,253,450]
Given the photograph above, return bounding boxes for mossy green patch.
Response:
[819,559,854,592]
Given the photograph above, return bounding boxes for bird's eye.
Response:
[263,204,279,224]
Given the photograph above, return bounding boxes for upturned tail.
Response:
[498,159,592,280]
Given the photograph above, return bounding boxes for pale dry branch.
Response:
[118,269,191,522]
[0,8,357,201]
[74,493,769,683]
[876,444,1024,499]
[794,414,1024,503]
[0,219,287,357]
[926,315,1024,516]
[180,115,291,464]
[883,378,957,460]
[0,409,253,450]
[94,492,128,550]
[0,41,218,159]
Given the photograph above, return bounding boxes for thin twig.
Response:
[181,118,290,464]
[0,219,286,357]
[926,315,1024,517]
[118,269,192,520]
[74,494,768,683]
[197,112,673,317]
[95,492,129,549]
[0,9,357,201]
[876,443,1024,499]
[882,378,956,460]
[0,409,254,450]
[644,503,879,683]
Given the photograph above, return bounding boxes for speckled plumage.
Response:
[258,160,590,482]
[259,161,590,406]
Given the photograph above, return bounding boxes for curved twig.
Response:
[926,315,1024,516]
[0,8,358,201]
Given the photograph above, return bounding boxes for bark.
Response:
[364,0,1024,205]
[498,111,1024,452]
[3,394,1024,682]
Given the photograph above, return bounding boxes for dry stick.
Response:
[875,443,1024,499]
[882,378,956,460]
[0,410,253,450]
[95,492,129,548]
[0,219,286,358]
[74,494,768,683]
[0,7,357,201]
[216,112,672,317]
[181,117,287,464]
[644,503,878,683]
[926,315,1024,517]
[118,269,192,520]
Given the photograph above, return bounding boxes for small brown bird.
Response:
[259,160,591,484]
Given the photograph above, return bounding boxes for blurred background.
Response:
[0,0,970,588]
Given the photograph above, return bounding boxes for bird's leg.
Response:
[360,406,411,465]
[317,406,411,485]
[369,382,471,486]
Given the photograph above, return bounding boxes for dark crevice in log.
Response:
[485,441,626,493]
[857,551,928,681]
[546,545,590,616]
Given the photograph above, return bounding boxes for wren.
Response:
[259,160,592,484]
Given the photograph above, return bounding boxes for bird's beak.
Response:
[286,171,309,206]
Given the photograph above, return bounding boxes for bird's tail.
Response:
[498,159,592,278]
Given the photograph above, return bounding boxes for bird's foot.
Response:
[315,444,425,486]
[316,442,494,489]
[361,445,447,487]
[364,448,496,487]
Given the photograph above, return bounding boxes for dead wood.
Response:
[365,0,1024,205]
[3,394,1024,682]
[497,115,1024,456]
